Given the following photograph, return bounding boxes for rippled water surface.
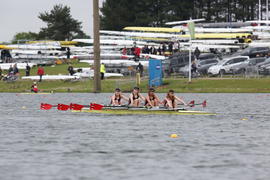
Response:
[0,93,270,180]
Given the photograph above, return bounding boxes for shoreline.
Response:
[1,78,270,93]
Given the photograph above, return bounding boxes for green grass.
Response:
[1,77,270,93]
[1,62,270,93]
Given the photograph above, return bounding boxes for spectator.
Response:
[8,65,13,75]
[100,63,106,80]
[134,47,141,61]
[142,45,150,54]
[68,64,75,75]
[0,67,2,80]
[157,46,162,55]
[13,64,19,76]
[26,63,31,76]
[150,46,157,55]
[66,47,71,59]
[122,47,127,55]
[162,43,166,55]
[37,66,45,82]
[136,63,144,77]
[194,47,201,59]
[191,61,197,74]
[168,42,173,54]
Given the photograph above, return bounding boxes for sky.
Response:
[0,0,105,42]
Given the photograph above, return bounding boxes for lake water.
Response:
[0,93,269,180]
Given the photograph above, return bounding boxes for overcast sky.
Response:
[0,0,105,42]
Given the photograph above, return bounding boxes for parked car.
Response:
[208,56,249,76]
[231,57,267,74]
[257,57,270,68]
[197,53,217,61]
[197,59,219,75]
[163,51,195,75]
[258,63,270,75]
[233,47,270,58]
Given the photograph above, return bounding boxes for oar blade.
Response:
[90,103,104,110]
[40,103,53,110]
[70,103,84,111]
[202,100,207,108]
[57,104,70,111]
[189,100,195,107]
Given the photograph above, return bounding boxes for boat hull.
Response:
[72,109,216,115]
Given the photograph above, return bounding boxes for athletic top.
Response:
[164,97,175,108]
[111,94,122,105]
[145,95,156,106]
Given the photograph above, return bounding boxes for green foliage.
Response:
[12,32,39,44]
[101,0,262,30]
[38,4,89,40]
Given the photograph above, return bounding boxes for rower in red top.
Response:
[31,82,38,93]
[145,88,161,107]
[129,87,145,107]
[163,90,187,109]
[110,88,129,106]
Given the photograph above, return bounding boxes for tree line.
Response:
[101,0,266,30]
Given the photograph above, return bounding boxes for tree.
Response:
[12,32,39,44]
[100,0,261,30]
[38,4,89,40]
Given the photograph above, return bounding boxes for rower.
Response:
[145,88,161,107]
[31,82,38,93]
[163,90,187,109]
[110,88,129,106]
[129,87,145,107]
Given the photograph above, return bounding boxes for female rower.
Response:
[145,88,161,107]
[163,90,187,109]
[129,87,145,107]
[110,88,129,106]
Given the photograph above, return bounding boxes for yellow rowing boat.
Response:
[72,109,216,115]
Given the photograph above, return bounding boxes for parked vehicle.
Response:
[197,53,217,61]
[233,47,270,58]
[258,63,270,75]
[231,57,266,74]
[163,51,195,75]
[257,57,270,68]
[197,59,219,75]
[208,56,249,76]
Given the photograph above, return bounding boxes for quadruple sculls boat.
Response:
[40,100,216,116]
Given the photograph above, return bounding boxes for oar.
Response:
[189,100,207,107]
[40,103,57,110]
[179,100,207,108]
[40,103,70,111]
[70,103,85,110]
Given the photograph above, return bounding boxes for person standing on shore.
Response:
[13,64,19,76]
[26,63,31,76]
[68,64,75,75]
[136,63,144,77]
[8,65,13,75]
[194,47,201,59]
[37,66,44,82]
[0,67,2,80]
[100,63,106,80]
